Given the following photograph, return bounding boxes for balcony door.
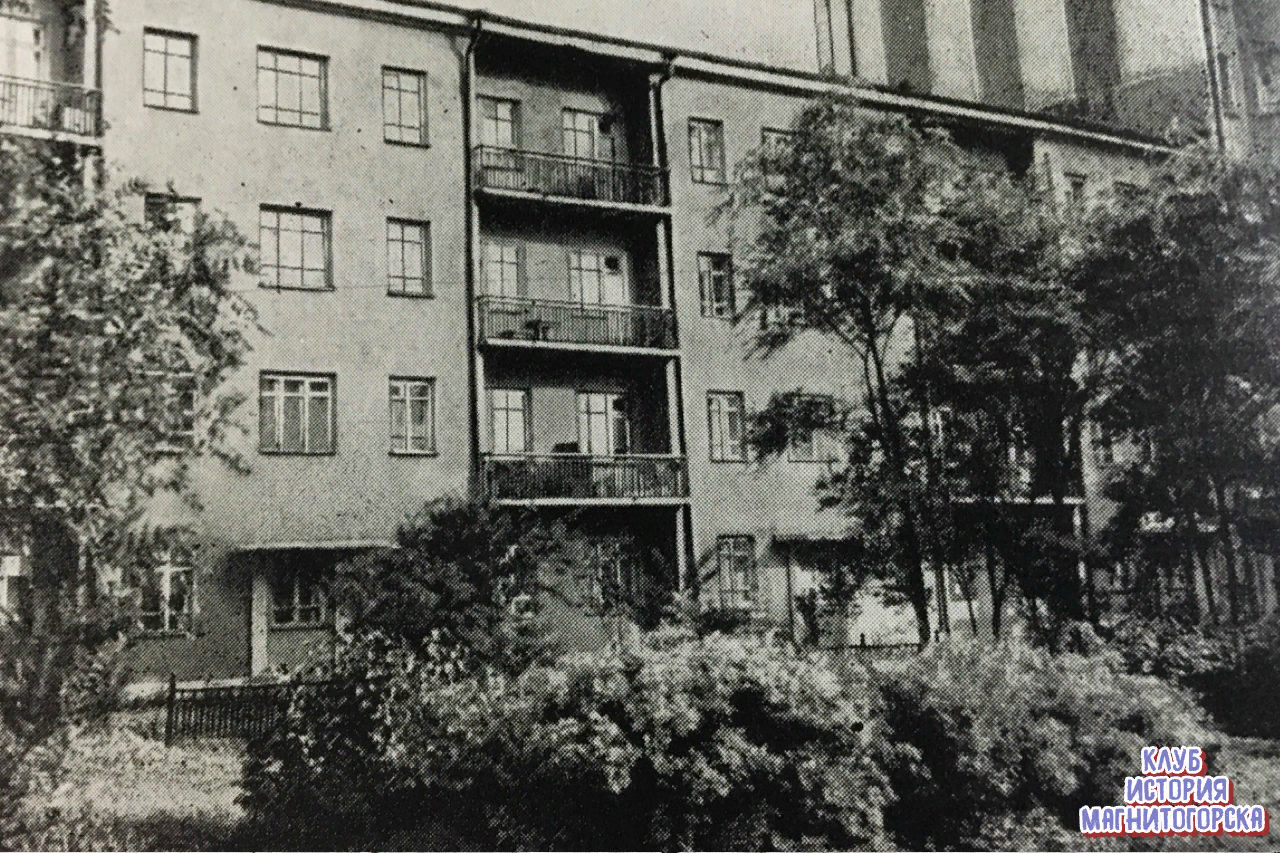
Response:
[568,249,629,306]
[0,15,44,80]
[562,109,614,162]
[577,391,629,456]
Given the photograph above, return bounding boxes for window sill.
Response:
[387,290,435,299]
[390,449,439,457]
[258,283,336,293]
[270,622,331,632]
[144,103,198,115]
[709,457,749,464]
[259,449,337,457]
[691,178,729,187]
[136,628,197,639]
[384,137,431,149]
[258,119,331,132]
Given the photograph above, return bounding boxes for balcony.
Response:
[477,296,677,352]
[481,453,689,503]
[474,146,668,209]
[0,75,101,138]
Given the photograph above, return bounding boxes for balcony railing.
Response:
[474,146,668,207]
[0,75,101,137]
[477,295,677,350]
[482,453,688,501]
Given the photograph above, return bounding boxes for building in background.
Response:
[0,0,1271,682]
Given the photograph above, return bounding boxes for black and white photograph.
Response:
[0,0,1277,848]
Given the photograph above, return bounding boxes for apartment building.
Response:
[0,0,1265,681]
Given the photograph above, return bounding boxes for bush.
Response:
[873,637,1212,851]
[241,630,889,851]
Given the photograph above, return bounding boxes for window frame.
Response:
[483,239,525,297]
[386,218,432,297]
[716,535,757,612]
[270,563,327,628]
[697,251,735,319]
[688,117,727,184]
[491,387,531,454]
[144,193,201,233]
[1064,172,1088,219]
[258,206,333,292]
[478,96,521,149]
[388,376,436,456]
[256,46,329,130]
[142,28,197,112]
[786,393,836,463]
[382,66,428,146]
[137,560,195,635]
[259,371,337,456]
[707,390,747,462]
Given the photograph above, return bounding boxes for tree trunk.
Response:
[1211,478,1241,628]
[1193,531,1219,626]
[985,532,1003,638]
[1179,537,1201,623]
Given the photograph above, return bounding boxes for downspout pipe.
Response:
[1197,0,1228,151]
[462,14,484,494]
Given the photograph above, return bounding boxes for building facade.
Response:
[0,0,1270,682]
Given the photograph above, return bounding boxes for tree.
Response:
[332,497,572,673]
[730,95,1079,643]
[0,139,254,612]
[1072,147,1280,629]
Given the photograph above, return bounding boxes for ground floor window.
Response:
[717,535,757,611]
[138,561,195,633]
[271,559,326,627]
[0,553,28,619]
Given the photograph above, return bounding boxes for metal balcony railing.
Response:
[482,453,689,501]
[474,146,668,207]
[0,75,101,136]
[477,295,677,350]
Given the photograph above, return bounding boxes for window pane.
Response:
[308,390,330,451]
[282,393,304,452]
[389,393,406,452]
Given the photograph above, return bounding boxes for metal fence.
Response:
[164,676,332,745]
[474,146,668,206]
[0,75,101,136]
[478,295,677,350]
[482,453,689,501]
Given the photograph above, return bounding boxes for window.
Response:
[138,561,194,633]
[688,118,726,183]
[716,535,757,611]
[761,128,795,184]
[1217,50,1239,113]
[568,249,627,306]
[1255,47,1280,112]
[389,377,435,455]
[0,16,44,80]
[387,219,431,296]
[697,252,734,318]
[1090,422,1114,467]
[578,538,633,611]
[491,388,530,454]
[483,241,523,297]
[161,372,197,448]
[478,96,519,148]
[562,108,614,161]
[0,554,28,619]
[257,47,327,128]
[145,194,200,233]
[382,67,427,144]
[577,392,629,456]
[787,394,835,462]
[143,30,196,111]
[271,562,325,626]
[707,391,746,462]
[259,373,334,454]
[1064,173,1087,218]
[259,207,331,290]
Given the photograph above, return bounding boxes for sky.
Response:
[446,0,820,68]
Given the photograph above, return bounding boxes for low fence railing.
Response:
[481,453,689,501]
[474,146,668,206]
[164,675,337,745]
[477,295,677,350]
[0,75,101,136]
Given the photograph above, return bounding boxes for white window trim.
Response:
[389,377,436,456]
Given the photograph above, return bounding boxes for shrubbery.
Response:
[874,639,1211,850]
[241,629,888,850]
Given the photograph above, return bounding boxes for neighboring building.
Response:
[0,0,1267,680]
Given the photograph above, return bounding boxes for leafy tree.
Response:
[1073,147,1280,628]
[730,95,1081,641]
[332,497,571,673]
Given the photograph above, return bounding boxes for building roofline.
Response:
[256,0,1179,155]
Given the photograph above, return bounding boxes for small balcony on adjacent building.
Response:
[0,3,101,141]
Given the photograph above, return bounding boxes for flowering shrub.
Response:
[241,629,889,850]
[873,638,1212,850]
